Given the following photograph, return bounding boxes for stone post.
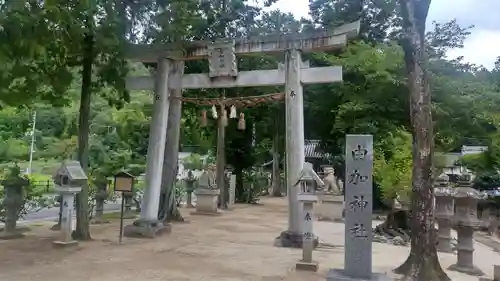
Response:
[296,193,319,272]
[123,192,136,219]
[124,57,171,238]
[327,135,389,281]
[91,179,109,224]
[448,175,484,276]
[184,174,196,208]
[278,48,306,247]
[51,197,63,230]
[229,174,236,208]
[0,173,29,239]
[434,174,454,253]
[53,186,81,246]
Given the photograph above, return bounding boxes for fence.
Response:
[31,180,54,193]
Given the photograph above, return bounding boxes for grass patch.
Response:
[101,211,125,220]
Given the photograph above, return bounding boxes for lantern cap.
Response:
[295,162,325,187]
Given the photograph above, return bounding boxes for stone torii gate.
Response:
[123,21,359,241]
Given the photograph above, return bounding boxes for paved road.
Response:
[20,202,123,223]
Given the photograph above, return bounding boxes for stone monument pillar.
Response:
[434,173,454,253]
[124,58,171,238]
[296,192,319,272]
[0,166,29,239]
[327,135,389,281]
[54,187,81,246]
[448,175,484,276]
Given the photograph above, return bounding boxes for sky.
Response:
[265,0,500,69]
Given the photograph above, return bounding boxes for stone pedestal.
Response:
[437,219,453,252]
[296,193,319,272]
[186,191,195,208]
[53,186,81,247]
[317,194,344,222]
[449,226,483,275]
[448,182,484,276]
[191,188,221,216]
[434,179,454,253]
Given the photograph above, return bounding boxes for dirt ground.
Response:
[0,197,498,281]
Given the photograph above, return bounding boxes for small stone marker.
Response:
[327,135,389,281]
[296,163,323,272]
[296,193,319,272]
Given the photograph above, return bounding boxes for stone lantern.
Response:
[434,173,454,253]
[52,160,87,246]
[0,165,29,239]
[296,162,323,272]
[448,174,484,276]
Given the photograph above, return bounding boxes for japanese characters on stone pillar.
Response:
[344,135,373,279]
[328,135,389,281]
[296,163,323,272]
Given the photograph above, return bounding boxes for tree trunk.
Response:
[393,0,449,280]
[73,29,93,241]
[159,60,185,222]
[271,126,282,197]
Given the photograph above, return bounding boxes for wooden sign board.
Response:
[114,177,134,192]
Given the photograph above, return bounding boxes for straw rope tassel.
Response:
[211,105,218,119]
[229,105,237,118]
[221,107,228,127]
[201,110,207,126]
[238,112,246,130]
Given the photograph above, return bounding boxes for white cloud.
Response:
[447,30,500,69]
[263,0,499,69]
[264,0,309,19]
